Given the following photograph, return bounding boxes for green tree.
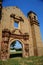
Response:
[10,41,16,49]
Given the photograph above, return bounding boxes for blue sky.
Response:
[14,41,22,49]
[10,41,22,49]
[2,0,43,42]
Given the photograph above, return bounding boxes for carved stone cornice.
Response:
[2,29,29,40]
[10,14,24,22]
[2,29,11,33]
[30,20,39,26]
[2,29,11,37]
[10,33,29,40]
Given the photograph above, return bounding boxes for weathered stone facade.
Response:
[0,6,43,60]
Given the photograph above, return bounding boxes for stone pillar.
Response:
[1,29,10,60]
[23,44,29,57]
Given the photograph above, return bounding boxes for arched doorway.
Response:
[9,40,23,58]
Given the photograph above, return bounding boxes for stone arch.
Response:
[9,39,23,45]
[1,28,29,60]
[8,38,24,58]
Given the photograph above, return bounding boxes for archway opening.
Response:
[10,40,23,58]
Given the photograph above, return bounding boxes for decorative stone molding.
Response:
[2,29,29,40]
[30,20,39,26]
[1,29,29,60]
[10,14,24,22]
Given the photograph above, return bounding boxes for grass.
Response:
[10,51,22,54]
[0,56,43,65]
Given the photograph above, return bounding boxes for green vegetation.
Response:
[0,56,43,65]
[10,48,22,51]
[10,51,22,54]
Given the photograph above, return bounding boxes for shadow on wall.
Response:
[10,53,22,58]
